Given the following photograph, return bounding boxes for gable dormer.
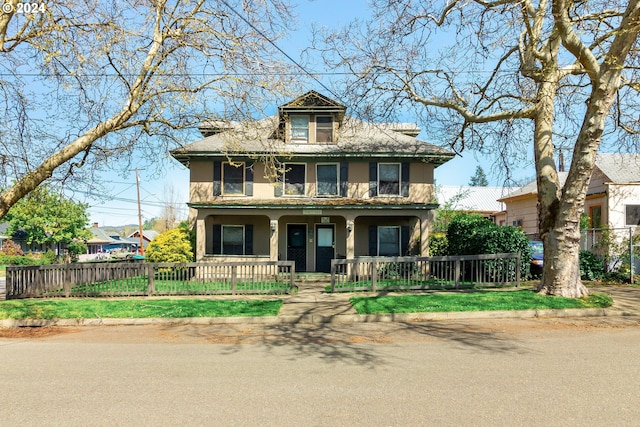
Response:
[277,91,346,144]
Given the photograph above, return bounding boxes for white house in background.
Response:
[0,223,8,250]
[436,185,519,225]
[128,229,159,249]
[499,153,640,246]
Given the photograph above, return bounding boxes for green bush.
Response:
[0,255,40,266]
[67,241,87,256]
[579,250,606,280]
[428,233,448,256]
[146,228,194,263]
[446,213,532,278]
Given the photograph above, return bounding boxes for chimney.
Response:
[93,222,99,228]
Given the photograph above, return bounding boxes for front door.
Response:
[287,224,307,272]
[315,224,335,273]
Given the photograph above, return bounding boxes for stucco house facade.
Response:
[499,154,640,244]
[171,91,455,272]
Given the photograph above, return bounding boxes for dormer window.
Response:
[291,115,309,143]
[316,116,333,143]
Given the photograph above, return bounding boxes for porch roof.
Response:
[189,198,438,210]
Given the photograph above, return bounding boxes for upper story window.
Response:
[589,205,602,228]
[290,116,309,143]
[626,205,640,226]
[317,163,338,196]
[223,162,244,195]
[284,164,306,196]
[214,161,253,196]
[378,163,400,196]
[316,116,333,143]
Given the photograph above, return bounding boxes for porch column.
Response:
[269,217,279,261]
[420,211,434,256]
[196,213,206,261]
[345,216,355,260]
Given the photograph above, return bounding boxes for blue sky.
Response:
[86,0,536,226]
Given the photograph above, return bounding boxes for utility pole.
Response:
[136,168,145,255]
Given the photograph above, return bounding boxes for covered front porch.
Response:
[193,204,436,273]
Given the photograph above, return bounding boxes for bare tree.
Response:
[316,0,640,297]
[0,0,301,219]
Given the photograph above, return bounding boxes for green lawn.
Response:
[350,290,613,314]
[0,298,283,320]
[0,265,5,278]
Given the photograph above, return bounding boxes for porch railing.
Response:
[5,261,296,299]
[330,253,521,292]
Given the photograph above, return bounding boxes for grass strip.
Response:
[350,290,613,314]
[0,299,283,320]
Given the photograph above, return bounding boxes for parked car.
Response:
[530,240,544,277]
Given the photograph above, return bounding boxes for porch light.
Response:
[346,221,354,233]
[270,220,278,232]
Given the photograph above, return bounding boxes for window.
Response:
[626,205,640,226]
[316,116,333,143]
[223,163,244,195]
[378,163,400,195]
[222,225,244,255]
[284,164,305,196]
[290,116,309,142]
[589,205,602,228]
[316,164,338,196]
[378,226,401,256]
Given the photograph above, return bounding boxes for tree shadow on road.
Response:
[161,317,529,369]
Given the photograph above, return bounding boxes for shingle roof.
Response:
[171,116,454,163]
[87,227,118,244]
[595,153,640,183]
[438,186,519,212]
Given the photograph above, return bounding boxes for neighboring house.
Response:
[499,153,640,244]
[170,91,455,272]
[128,229,159,249]
[436,185,518,224]
[0,222,8,250]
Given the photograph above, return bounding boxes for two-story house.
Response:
[170,91,454,272]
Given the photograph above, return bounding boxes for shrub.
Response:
[0,255,39,266]
[0,238,23,256]
[145,228,194,263]
[41,250,58,265]
[428,233,448,256]
[446,213,532,279]
[67,241,87,256]
[579,250,605,280]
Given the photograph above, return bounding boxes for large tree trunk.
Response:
[539,224,588,297]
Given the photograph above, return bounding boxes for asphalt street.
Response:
[1,317,640,426]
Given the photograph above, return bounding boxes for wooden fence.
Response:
[5,261,296,299]
[330,253,521,292]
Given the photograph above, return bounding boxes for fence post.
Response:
[289,262,295,294]
[330,260,336,293]
[63,264,71,297]
[147,263,155,296]
[630,227,634,285]
[231,265,237,294]
[516,253,521,288]
[454,259,460,290]
[371,261,377,292]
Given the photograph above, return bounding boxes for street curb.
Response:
[0,307,635,328]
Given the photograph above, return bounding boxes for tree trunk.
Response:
[538,225,588,298]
